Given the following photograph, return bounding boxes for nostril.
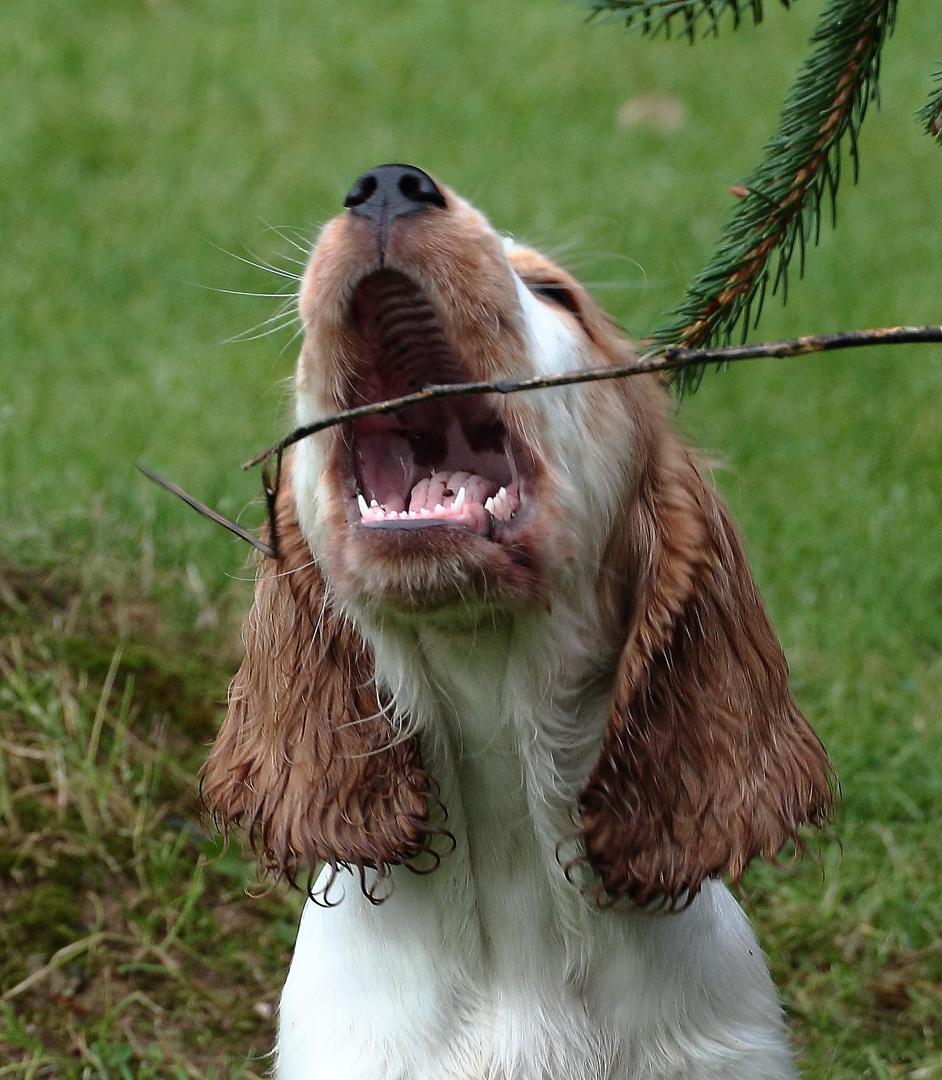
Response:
[344,174,378,210]
[398,171,446,208]
[344,164,446,223]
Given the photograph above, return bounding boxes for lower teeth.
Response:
[356,474,516,525]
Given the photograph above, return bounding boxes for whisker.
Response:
[200,285,298,299]
[274,556,319,581]
[256,218,315,258]
[225,312,302,345]
[203,238,302,281]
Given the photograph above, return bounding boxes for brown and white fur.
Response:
[203,165,833,1080]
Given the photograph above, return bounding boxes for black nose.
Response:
[344,164,446,223]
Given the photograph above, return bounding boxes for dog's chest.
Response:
[275,622,796,1080]
[277,868,626,1080]
[276,875,794,1080]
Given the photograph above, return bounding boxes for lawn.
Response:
[1,0,940,1076]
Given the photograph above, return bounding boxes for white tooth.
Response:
[357,494,369,517]
[420,508,431,517]
[434,503,445,515]
[370,499,379,507]
[484,497,495,514]
[497,486,507,502]
[452,487,466,512]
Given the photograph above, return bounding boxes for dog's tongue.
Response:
[359,470,517,534]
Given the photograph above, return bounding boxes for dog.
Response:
[202,164,833,1080]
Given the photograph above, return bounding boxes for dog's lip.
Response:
[336,268,534,543]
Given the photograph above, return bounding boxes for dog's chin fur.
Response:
[329,523,545,616]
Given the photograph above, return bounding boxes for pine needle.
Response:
[917,64,942,145]
[580,0,793,40]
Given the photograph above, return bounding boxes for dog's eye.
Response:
[527,282,581,317]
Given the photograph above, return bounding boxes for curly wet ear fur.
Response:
[200,462,435,895]
[579,440,834,906]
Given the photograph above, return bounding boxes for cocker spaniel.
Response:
[203,164,833,1080]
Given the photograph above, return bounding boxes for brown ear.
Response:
[201,464,434,894]
[579,440,834,906]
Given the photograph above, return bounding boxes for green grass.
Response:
[1,0,940,1075]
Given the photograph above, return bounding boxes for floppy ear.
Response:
[579,440,834,906]
[201,465,434,894]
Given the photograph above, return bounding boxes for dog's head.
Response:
[203,165,833,904]
[291,163,648,619]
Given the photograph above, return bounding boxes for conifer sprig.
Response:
[646,0,898,390]
[582,0,791,40]
[918,66,942,145]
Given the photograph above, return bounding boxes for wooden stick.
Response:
[242,325,942,470]
[139,325,942,559]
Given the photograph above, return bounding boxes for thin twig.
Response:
[137,325,942,559]
[134,461,276,557]
[243,325,942,469]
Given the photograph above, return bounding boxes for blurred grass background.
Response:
[0,0,940,1075]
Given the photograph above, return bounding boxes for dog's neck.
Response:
[362,592,617,784]
[354,595,619,940]
[349,601,613,977]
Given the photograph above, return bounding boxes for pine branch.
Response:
[918,65,942,145]
[650,0,897,392]
[581,0,792,40]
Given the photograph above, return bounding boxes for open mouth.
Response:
[345,270,525,540]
